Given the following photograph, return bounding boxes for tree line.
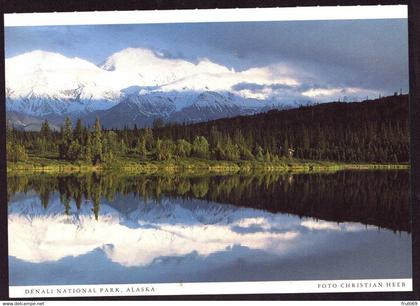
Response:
[151,94,409,163]
[6,94,409,164]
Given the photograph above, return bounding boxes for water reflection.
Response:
[7,170,410,231]
[7,170,412,285]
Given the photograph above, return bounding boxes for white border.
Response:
[4,5,407,27]
[9,279,412,298]
[5,5,411,298]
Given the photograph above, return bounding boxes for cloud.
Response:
[234,83,294,92]
[9,195,301,266]
[5,19,408,99]
[6,48,302,100]
[301,86,380,101]
[6,47,384,103]
[99,48,382,102]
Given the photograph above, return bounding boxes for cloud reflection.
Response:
[9,194,378,267]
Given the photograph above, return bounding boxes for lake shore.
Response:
[7,155,410,175]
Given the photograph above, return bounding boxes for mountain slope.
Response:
[79,91,267,128]
[82,93,177,128]
[169,91,245,123]
[6,111,61,131]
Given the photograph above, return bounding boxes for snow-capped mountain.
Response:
[170,91,244,123]
[5,49,298,129]
[82,92,177,128]
[5,51,122,119]
[83,90,265,128]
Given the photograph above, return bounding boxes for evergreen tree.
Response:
[176,139,192,158]
[6,142,28,162]
[222,136,240,161]
[255,146,264,161]
[144,128,155,151]
[83,133,93,163]
[283,138,289,158]
[192,136,210,158]
[73,118,84,144]
[155,138,164,161]
[303,128,310,152]
[264,148,271,162]
[138,137,147,160]
[67,140,82,161]
[63,117,73,143]
[40,119,52,140]
[240,146,254,160]
[104,131,118,155]
[92,117,103,164]
[59,117,73,160]
[161,139,176,160]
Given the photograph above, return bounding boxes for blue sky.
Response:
[5,19,409,99]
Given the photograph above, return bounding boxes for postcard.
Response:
[3,5,412,298]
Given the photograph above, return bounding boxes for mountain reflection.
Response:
[7,192,399,267]
[7,170,410,232]
[8,170,412,285]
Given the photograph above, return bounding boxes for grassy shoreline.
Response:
[7,155,410,175]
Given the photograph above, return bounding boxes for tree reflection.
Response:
[7,170,410,232]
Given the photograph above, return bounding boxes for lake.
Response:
[7,170,412,285]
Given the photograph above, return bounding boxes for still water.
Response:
[8,170,412,285]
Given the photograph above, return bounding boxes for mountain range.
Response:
[5,49,299,130]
